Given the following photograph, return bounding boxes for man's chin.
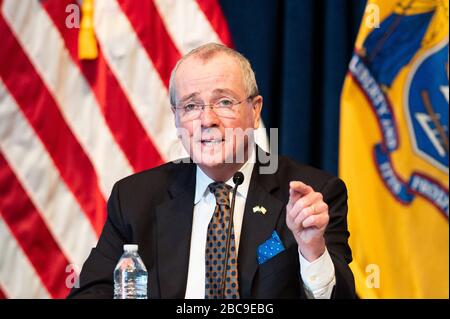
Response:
[189,141,224,164]
[191,151,226,166]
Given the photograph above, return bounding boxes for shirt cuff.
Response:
[298,248,336,299]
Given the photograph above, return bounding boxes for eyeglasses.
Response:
[173,96,254,121]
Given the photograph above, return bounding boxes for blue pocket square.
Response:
[257,231,285,264]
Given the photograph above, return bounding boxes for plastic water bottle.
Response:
[113,244,148,299]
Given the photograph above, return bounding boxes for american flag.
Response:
[0,0,268,298]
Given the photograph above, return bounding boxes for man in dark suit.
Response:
[69,43,355,299]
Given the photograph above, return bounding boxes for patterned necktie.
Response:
[205,182,240,299]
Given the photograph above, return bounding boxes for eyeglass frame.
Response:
[172,95,257,120]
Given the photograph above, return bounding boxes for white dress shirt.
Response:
[184,150,336,299]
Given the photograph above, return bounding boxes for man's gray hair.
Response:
[169,43,259,106]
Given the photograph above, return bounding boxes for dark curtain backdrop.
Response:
[219,0,367,175]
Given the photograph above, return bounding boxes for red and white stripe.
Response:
[154,0,224,54]
[0,215,51,299]
[94,0,181,160]
[2,0,133,198]
[0,0,268,298]
[0,78,97,267]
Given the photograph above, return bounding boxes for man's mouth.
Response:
[199,138,225,146]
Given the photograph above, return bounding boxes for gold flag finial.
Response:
[78,0,98,60]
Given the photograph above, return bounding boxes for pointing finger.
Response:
[289,181,313,196]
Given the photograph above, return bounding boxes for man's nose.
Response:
[200,105,220,127]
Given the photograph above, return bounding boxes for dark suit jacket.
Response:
[68,154,356,299]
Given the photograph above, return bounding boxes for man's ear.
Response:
[252,95,263,129]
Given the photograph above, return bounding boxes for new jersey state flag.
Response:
[339,0,449,298]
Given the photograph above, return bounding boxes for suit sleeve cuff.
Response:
[299,247,336,299]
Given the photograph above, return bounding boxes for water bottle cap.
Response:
[123,244,138,252]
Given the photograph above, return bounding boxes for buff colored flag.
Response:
[340,0,449,298]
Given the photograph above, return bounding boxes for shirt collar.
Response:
[194,148,256,204]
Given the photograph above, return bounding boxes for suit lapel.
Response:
[155,162,196,298]
[237,160,285,298]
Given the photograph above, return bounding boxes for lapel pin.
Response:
[253,205,267,215]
